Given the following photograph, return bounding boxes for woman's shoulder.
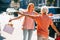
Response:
[22,10,28,14]
[33,11,38,15]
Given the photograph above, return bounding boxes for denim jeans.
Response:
[23,29,33,40]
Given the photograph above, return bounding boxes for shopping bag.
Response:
[3,24,14,34]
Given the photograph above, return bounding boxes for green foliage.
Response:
[47,0,55,6]
[14,0,19,3]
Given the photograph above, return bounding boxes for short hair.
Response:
[41,6,49,14]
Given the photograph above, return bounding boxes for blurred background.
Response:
[0,0,60,40]
[0,0,60,12]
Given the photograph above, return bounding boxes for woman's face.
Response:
[29,4,34,12]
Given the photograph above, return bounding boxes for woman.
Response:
[9,3,38,40]
[19,6,60,40]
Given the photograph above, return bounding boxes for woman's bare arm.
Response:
[18,12,39,19]
[9,15,23,22]
[51,24,60,36]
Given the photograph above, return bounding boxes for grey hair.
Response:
[41,6,49,14]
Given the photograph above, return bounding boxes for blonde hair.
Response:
[41,6,49,14]
[27,3,34,10]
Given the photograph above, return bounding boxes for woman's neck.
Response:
[28,10,33,14]
[41,13,47,16]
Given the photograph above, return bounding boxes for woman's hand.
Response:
[9,20,12,22]
[57,32,60,36]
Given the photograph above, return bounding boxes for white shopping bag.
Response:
[3,23,14,34]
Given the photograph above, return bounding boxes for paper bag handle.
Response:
[8,22,13,27]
